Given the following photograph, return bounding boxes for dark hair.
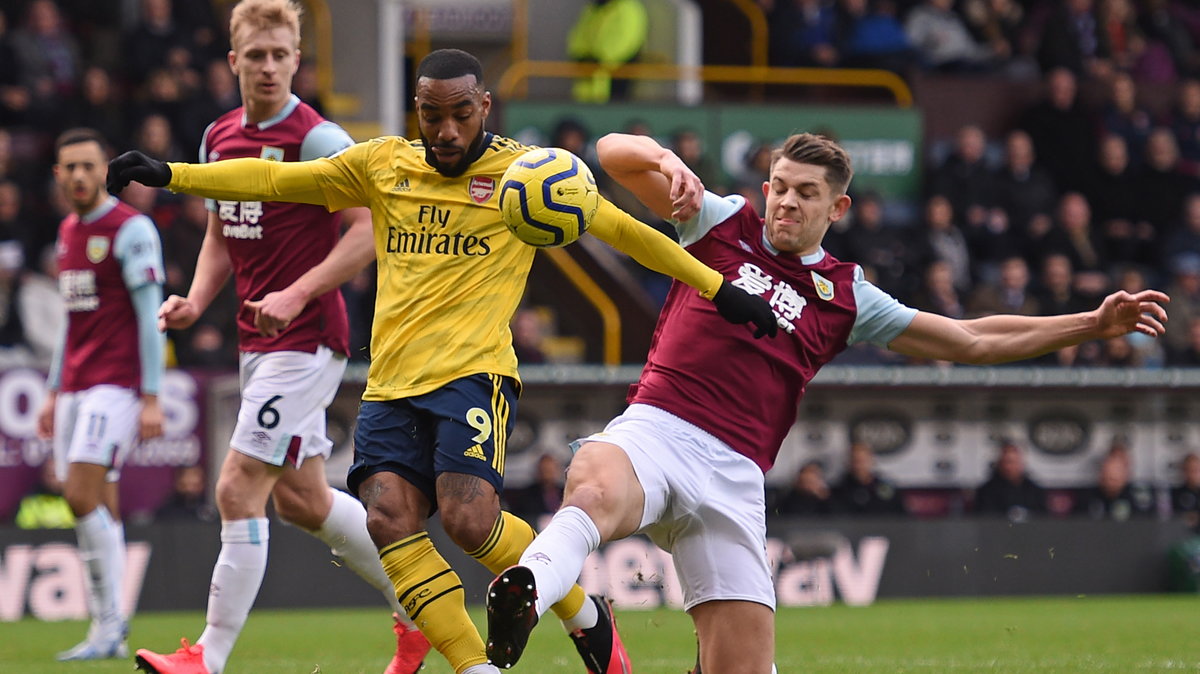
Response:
[55,127,109,157]
[415,49,484,86]
[771,133,853,194]
[552,117,588,142]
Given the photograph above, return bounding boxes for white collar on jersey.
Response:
[242,94,301,130]
[80,195,119,224]
[760,230,826,265]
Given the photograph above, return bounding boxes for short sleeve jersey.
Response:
[301,132,538,400]
[629,194,917,472]
[57,196,164,392]
[200,95,351,355]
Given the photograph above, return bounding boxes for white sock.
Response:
[75,506,123,635]
[109,520,126,623]
[518,506,601,617]
[198,518,269,674]
[308,489,413,627]
[561,594,598,633]
[462,664,501,674]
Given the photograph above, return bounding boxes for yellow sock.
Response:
[380,532,487,673]
[468,511,587,622]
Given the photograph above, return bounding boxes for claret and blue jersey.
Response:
[631,192,919,472]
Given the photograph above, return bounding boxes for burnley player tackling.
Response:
[485,132,1171,674]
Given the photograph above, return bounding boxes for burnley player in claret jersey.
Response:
[485,132,1171,674]
[37,127,166,661]
[131,2,428,674]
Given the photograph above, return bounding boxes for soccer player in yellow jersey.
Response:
[108,49,776,674]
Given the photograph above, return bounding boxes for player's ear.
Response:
[480,91,492,119]
[828,194,852,222]
[227,50,237,74]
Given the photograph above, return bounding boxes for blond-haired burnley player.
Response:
[130,2,429,673]
[109,48,777,674]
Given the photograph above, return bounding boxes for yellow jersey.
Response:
[167,133,723,400]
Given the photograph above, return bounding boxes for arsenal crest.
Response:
[86,235,110,264]
[469,176,495,204]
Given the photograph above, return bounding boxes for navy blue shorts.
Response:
[348,373,518,510]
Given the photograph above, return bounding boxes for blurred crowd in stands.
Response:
[0,0,327,370]
[488,439,1200,530]
[755,0,1200,82]
[764,438,1200,529]
[6,0,1200,368]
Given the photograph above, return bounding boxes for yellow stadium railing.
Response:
[727,0,769,69]
[541,248,622,365]
[497,60,914,107]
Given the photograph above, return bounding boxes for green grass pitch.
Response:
[2,595,1197,672]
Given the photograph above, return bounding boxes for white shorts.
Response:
[53,385,141,483]
[579,403,775,611]
[230,346,346,467]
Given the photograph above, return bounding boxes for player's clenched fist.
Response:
[157,295,200,332]
[107,150,172,194]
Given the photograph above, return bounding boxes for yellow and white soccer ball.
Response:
[498,147,600,248]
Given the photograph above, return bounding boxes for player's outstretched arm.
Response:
[587,199,777,338]
[245,206,376,337]
[596,133,702,222]
[888,289,1170,365]
[108,150,331,206]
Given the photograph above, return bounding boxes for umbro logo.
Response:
[392,177,411,192]
[464,444,487,461]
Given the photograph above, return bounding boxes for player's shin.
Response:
[75,506,124,633]
[467,511,590,625]
[380,532,488,671]
[517,506,602,617]
[196,518,270,673]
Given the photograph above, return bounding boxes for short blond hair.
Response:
[230,0,302,50]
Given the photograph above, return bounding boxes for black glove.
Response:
[711,280,778,338]
[107,151,172,194]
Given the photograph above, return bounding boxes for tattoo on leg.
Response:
[359,479,387,508]
[437,473,489,504]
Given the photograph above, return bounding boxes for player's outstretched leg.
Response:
[485,565,540,668]
[134,639,208,674]
[468,510,629,672]
[567,595,632,674]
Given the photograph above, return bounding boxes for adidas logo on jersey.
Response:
[463,444,487,461]
[392,178,411,192]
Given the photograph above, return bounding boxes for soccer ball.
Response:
[499,147,600,248]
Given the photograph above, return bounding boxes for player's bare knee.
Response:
[215,476,264,520]
[563,481,608,514]
[364,506,420,548]
[62,483,99,518]
[440,502,497,551]
[272,489,325,530]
